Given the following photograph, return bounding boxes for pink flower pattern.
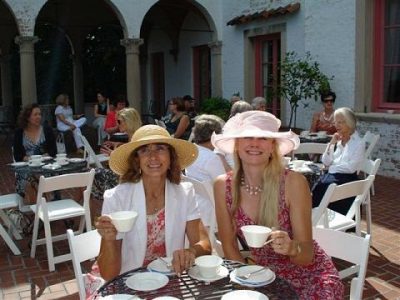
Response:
[226,171,344,300]
[143,208,167,266]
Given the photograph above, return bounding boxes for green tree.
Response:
[278,51,332,128]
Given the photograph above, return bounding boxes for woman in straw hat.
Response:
[212,111,343,299]
[95,125,211,281]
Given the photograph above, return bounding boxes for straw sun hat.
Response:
[211,111,300,156]
[109,125,198,175]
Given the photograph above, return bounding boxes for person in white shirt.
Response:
[186,114,226,227]
[54,93,87,153]
[312,107,365,214]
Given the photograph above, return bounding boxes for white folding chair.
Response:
[0,193,24,255]
[362,131,380,195]
[292,142,328,161]
[154,119,167,129]
[312,175,375,236]
[67,229,102,300]
[79,134,109,169]
[313,227,371,300]
[30,169,95,271]
[358,158,381,235]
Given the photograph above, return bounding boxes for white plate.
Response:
[153,297,180,300]
[113,132,127,136]
[125,272,169,291]
[230,266,275,287]
[42,164,61,170]
[42,156,53,161]
[68,158,85,163]
[222,290,269,300]
[99,295,140,300]
[28,162,45,167]
[10,162,28,167]
[147,257,174,275]
[187,265,229,282]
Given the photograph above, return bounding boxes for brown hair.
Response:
[170,97,185,111]
[17,103,41,129]
[119,144,181,184]
[55,93,69,106]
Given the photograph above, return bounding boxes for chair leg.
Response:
[43,221,56,272]
[0,224,21,255]
[365,195,372,235]
[30,214,40,258]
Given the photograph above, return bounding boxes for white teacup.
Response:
[30,155,42,161]
[195,255,223,278]
[317,131,327,138]
[56,153,67,158]
[292,160,305,169]
[300,130,309,137]
[56,157,68,164]
[29,159,42,166]
[282,156,291,167]
[241,225,272,248]
[109,211,138,233]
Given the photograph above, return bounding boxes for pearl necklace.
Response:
[241,176,263,196]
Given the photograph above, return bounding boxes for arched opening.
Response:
[140,0,217,118]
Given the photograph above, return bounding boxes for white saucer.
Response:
[99,295,140,300]
[222,290,269,300]
[10,162,28,167]
[57,161,69,166]
[187,265,229,282]
[147,257,174,275]
[153,297,180,300]
[230,266,275,287]
[68,158,85,163]
[42,164,61,170]
[29,162,45,167]
[125,272,169,291]
[292,166,312,173]
[42,156,53,161]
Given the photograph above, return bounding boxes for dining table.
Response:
[299,134,331,144]
[94,259,298,299]
[288,161,325,188]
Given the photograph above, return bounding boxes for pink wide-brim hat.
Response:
[211,111,299,155]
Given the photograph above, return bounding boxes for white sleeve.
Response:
[54,106,62,116]
[185,184,201,221]
[204,155,226,180]
[321,143,334,166]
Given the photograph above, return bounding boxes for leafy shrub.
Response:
[200,97,231,121]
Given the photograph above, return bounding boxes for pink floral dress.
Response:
[226,171,344,300]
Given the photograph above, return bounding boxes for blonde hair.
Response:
[231,139,283,228]
[117,108,142,138]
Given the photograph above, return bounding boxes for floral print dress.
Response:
[225,171,344,300]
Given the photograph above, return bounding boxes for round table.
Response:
[94,260,298,299]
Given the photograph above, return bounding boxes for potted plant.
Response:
[278,51,332,129]
[200,97,231,121]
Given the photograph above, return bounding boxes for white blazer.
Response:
[102,179,200,274]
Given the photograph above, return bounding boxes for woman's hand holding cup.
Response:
[95,215,117,240]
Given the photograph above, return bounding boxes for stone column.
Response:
[121,38,143,113]
[209,40,223,97]
[71,53,84,114]
[15,36,39,107]
[0,55,13,107]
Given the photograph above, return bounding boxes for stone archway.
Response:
[140,0,220,118]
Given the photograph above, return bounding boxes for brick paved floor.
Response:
[0,144,399,299]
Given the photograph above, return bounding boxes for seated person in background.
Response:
[183,94,197,119]
[251,96,267,111]
[312,107,365,215]
[230,94,241,105]
[54,93,87,154]
[160,100,172,123]
[14,103,57,203]
[212,111,343,299]
[164,97,191,140]
[92,91,109,146]
[100,107,142,156]
[186,114,226,228]
[229,100,252,119]
[104,97,127,135]
[95,125,211,283]
[310,91,337,135]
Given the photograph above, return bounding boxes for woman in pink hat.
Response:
[212,111,343,299]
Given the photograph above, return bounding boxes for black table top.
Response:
[94,260,298,300]
[299,135,331,143]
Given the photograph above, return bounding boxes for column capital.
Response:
[15,36,39,54]
[208,40,222,55]
[120,38,144,55]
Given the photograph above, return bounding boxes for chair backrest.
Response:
[79,134,103,168]
[154,119,166,128]
[363,131,380,159]
[67,229,101,300]
[313,227,371,300]
[293,142,327,155]
[359,158,381,177]
[312,175,375,229]
[36,169,95,216]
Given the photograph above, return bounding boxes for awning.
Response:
[227,2,300,26]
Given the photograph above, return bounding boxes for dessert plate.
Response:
[125,272,169,291]
[222,290,268,300]
[28,162,45,167]
[147,257,174,275]
[42,163,61,170]
[187,265,229,282]
[230,266,275,287]
[10,162,28,167]
[68,158,85,163]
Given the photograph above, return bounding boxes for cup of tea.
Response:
[109,211,138,233]
[317,131,327,138]
[194,255,223,278]
[241,225,272,248]
[292,160,305,169]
